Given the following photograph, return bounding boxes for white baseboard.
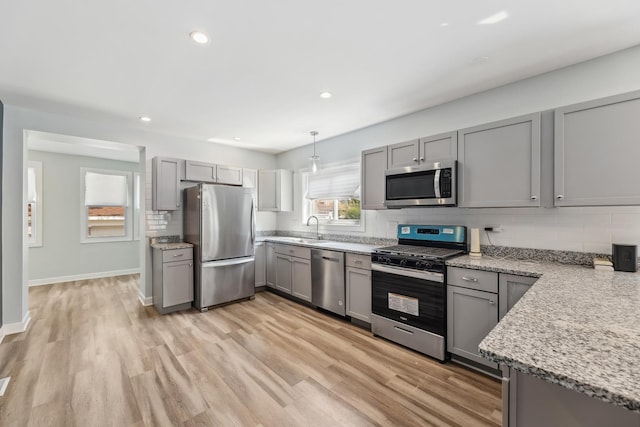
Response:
[138,291,154,306]
[0,311,31,344]
[28,268,140,287]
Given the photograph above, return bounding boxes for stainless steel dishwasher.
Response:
[311,249,346,316]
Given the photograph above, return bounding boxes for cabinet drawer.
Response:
[162,248,193,263]
[447,266,498,293]
[346,253,371,270]
[274,244,310,259]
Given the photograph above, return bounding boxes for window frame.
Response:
[301,161,365,232]
[28,160,43,248]
[80,167,133,244]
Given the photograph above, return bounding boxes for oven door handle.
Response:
[371,263,444,283]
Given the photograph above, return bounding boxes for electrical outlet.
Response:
[484,226,503,233]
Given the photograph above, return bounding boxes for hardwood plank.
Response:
[0,275,501,426]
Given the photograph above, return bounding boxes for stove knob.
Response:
[415,261,425,269]
[399,259,407,267]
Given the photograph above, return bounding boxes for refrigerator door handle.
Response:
[251,200,255,245]
[202,256,255,268]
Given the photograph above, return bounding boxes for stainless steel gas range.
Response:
[371,225,467,361]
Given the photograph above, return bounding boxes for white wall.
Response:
[28,150,141,283]
[276,44,640,253]
[2,105,277,326]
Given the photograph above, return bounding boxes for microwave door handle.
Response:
[434,169,441,199]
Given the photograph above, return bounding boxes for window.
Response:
[302,162,363,229]
[27,161,43,247]
[81,168,133,243]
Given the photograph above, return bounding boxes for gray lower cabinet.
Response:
[266,243,276,288]
[554,90,640,206]
[503,368,640,427]
[345,253,371,323]
[361,146,388,210]
[275,254,293,293]
[152,247,194,314]
[458,113,541,207]
[255,242,266,288]
[499,274,537,320]
[273,244,312,301]
[152,156,181,211]
[447,285,498,369]
[291,257,312,302]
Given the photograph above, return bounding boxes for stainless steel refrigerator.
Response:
[184,183,255,311]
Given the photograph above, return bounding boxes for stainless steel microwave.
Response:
[385,160,456,208]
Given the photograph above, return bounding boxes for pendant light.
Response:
[309,131,320,174]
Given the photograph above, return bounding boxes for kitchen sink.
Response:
[272,237,328,244]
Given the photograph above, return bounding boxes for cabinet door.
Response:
[458,113,541,208]
[387,139,419,168]
[255,243,266,288]
[292,257,312,302]
[162,260,194,307]
[258,170,278,211]
[217,165,243,185]
[419,131,457,162]
[346,266,371,323]
[184,160,216,183]
[361,146,388,210]
[243,168,258,209]
[447,285,498,368]
[499,274,537,320]
[152,157,181,210]
[266,243,276,288]
[554,91,640,206]
[275,254,292,294]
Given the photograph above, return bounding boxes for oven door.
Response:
[371,265,446,336]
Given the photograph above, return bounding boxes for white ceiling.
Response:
[2,1,640,154]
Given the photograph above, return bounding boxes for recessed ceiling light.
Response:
[189,31,209,44]
[478,11,508,25]
[207,137,217,142]
[139,116,151,122]
[440,22,449,27]
[471,56,490,64]
[319,91,332,99]
[233,137,241,141]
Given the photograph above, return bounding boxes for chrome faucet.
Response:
[306,215,320,240]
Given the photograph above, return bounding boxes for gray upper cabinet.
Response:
[387,139,420,168]
[554,91,640,206]
[458,113,541,208]
[184,160,216,183]
[419,131,458,163]
[184,160,242,185]
[258,169,293,211]
[152,156,181,211]
[361,146,387,210]
[217,165,243,185]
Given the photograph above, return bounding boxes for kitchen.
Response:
[2,1,640,426]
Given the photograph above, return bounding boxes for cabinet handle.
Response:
[556,195,564,200]
[489,300,496,305]
[530,195,537,200]
[173,253,184,257]
[412,157,418,162]
[355,260,363,265]
[189,263,193,267]
[461,276,478,282]
[419,157,424,162]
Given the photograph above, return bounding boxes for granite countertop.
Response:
[448,255,640,412]
[259,236,381,255]
[150,242,194,250]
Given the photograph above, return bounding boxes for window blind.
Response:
[305,164,360,200]
[85,171,128,206]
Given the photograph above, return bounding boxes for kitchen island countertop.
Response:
[447,255,640,412]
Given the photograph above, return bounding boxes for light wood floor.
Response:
[0,275,501,426]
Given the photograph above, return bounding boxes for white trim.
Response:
[138,290,153,306]
[0,377,10,396]
[0,311,31,343]
[28,268,140,287]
